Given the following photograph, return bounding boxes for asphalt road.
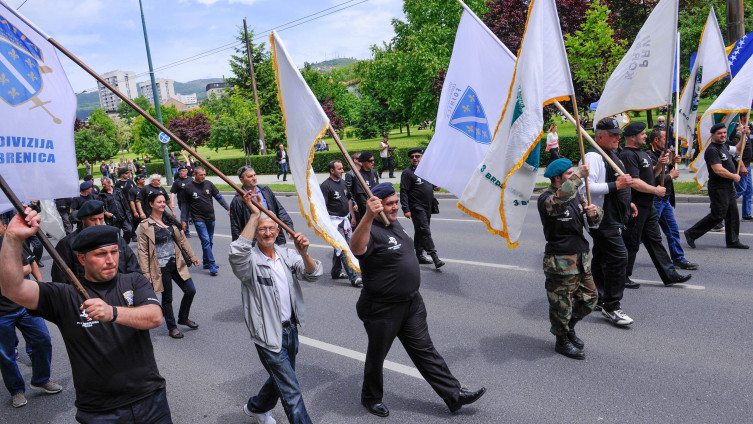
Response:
[3,195,752,423]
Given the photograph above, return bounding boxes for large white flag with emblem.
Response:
[676,7,729,149]
[269,31,359,271]
[0,1,78,212]
[415,4,516,197]
[690,56,753,188]
[458,0,574,248]
[593,0,678,124]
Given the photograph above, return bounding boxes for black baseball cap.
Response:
[595,117,622,134]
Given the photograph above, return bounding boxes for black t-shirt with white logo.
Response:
[355,220,420,303]
[320,178,350,217]
[620,147,655,206]
[181,180,221,222]
[351,169,379,198]
[114,178,135,194]
[170,176,193,198]
[28,273,164,412]
[705,142,736,190]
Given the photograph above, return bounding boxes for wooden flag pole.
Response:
[0,173,90,301]
[327,127,391,226]
[569,96,591,204]
[738,111,750,174]
[47,38,295,237]
[553,101,625,176]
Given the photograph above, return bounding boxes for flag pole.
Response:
[0,173,90,301]
[569,96,591,204]
[553,101,625,176]
[738,110,750,174]
[327,127,391,226]
[46,38,295,237]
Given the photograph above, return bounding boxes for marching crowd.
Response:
[0,117,750,422]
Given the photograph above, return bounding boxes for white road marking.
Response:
[298,336,424,380]
[213,237,705,290]
[285,210,478,223]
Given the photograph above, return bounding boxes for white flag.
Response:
[594,0,678,124]
[269,31,359,271]
[415,5,516,197]
[691,56,753,188]
[676,7,729,148]
[458,0,574,248]
[0,1,78,212]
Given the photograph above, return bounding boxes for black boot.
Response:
[416,250,432,264]
[430,252,445,269]
[567,329,584,350]
[555,334,585,360]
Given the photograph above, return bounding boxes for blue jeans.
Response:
[654,197,687,265]
[193,220,216,267]
[0,309,52,395]
[277,163,289,180]
[247,326,311,424]
[735,165,752,218]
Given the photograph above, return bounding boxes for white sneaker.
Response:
[601,308,634,326]
[243,404,277,424]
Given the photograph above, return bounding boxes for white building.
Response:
[206,82,228,98]
[177,93,197,105]
[97,70,138,111]
[138,78,176,106]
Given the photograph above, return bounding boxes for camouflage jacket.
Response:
[542,175,603,226]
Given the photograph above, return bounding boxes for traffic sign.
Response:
[159,132,170,144]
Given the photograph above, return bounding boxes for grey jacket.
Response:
[229,236,322,352]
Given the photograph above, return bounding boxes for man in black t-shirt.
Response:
[70,182,95,218]
[538,159,601,360]
[180,166,230,276]
[128,174,146,233]
[0,216,170,422]
[99,177,134,243]
[351,152,379,226]
[113,168,135,194]
[0,219,62,408]
[686,123,749,249]
[137,175,175,219]
[320,160,360,287]
[170,166,193,237]
[619,122,691,287]
[349,183,485,417]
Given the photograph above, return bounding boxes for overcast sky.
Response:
[5,0,403,93]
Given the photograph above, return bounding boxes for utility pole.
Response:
[726,0,745,44]
[139,0,173,185]
[244,18,267,157]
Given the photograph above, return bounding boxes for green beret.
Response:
[544,158,573,178]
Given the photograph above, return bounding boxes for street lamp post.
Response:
[138,0,173,185]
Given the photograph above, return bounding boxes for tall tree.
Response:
[168,111,213,150]
[116,96,152,122]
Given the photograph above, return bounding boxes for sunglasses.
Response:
[410,154,422,159]
[365,159,375,163]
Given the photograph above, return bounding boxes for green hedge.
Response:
[540,135,591,167]
[138,147,421,177]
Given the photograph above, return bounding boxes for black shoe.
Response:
[417,254,433,264]
[362,401,389,417]
[743,216,753,221]
[676,261,698,270]
[710,224,724,232]
[567,329,584,350]
[684,232,696,248]
[727,242,750,249]
[624,279,641,289]
[594,302,603,312]
[178,319,199,329]
[185,233,191,238]
[169,329,184,339]
[555,334,585,360]
[666,274,691,286]
[430,252,445,269]
[448,387,486,413]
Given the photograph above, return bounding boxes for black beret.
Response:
[623,122,647,137]
[408,148,424,156]
[118,168,129,176]
[371,182,396,199]
[134,174,146,181]
[74,200,105,220]
[358,151,374,162]
[79,182,92,191]
[595,117,622,133]
[83,174,94,182]
[72,225,120,253]
[710,123,726,134]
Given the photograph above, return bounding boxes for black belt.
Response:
[282,320,296,328]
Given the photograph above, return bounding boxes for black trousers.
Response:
[75,387,172,424]
[590,226,627,312]
[410,208,436,254]
[379,157,394,178]
[623,204,681,284]
[58,209,73,234]
[356,292,460,405]
[686,186,740,245]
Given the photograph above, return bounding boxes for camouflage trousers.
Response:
[543,253,598,336]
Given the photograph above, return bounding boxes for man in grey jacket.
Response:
[229,192,322,424]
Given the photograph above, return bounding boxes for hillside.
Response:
[75,91,100,120]
[309,57,357,73]
[174,78,224,101]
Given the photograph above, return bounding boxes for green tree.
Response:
[130,105,181,157]
[74,125,119,163]
[564,2,627,104]
[116,96,152,122]
[88,108,117,140]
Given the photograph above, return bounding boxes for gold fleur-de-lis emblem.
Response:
[8,87,19,99]
[8,49,19,60]
[466,125,474,134]
[462,105,470,113]
[25,58,35,68]
[0,73,8,86]
[468,95,475,102]
[27,71,37,82]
